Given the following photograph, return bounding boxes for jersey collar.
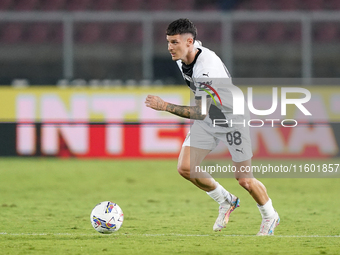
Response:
[182,48,202,68]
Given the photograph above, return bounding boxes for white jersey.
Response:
[176,42,249,131]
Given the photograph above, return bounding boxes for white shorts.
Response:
[182,120,253,162]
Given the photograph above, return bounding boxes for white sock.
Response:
[206,182,233,206]
[257,198,276,219]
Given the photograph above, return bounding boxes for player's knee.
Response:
[177,163,191,180]
[237,178,253,191]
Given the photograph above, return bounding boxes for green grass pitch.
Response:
[0,158,340,255]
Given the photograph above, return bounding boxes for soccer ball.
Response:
[90,201,124,234]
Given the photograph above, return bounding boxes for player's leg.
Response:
[177,145,239,231]
[233,159,280,235]
[177,123,221,192]
[233,159,269,205]
[222,125,280,235]
[177,145,214,191]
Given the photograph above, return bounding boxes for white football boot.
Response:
[256,211,280,236]
[213,196,240,232]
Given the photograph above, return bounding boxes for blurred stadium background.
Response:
[0,0,339,159]
[1,0,340,85]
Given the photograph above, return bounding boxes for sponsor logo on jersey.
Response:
[236,148,244,154]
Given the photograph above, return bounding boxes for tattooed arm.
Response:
[145,95,212,120]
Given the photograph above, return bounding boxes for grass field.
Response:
[0,158,340,255]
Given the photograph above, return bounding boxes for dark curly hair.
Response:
[166,18,197,41]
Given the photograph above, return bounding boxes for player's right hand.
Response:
[145,95,167,111]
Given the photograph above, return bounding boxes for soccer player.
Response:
[145,18,279,235]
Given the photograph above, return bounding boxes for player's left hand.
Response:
[145,95,167,111]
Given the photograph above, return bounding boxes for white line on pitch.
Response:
[0,232,339,238]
